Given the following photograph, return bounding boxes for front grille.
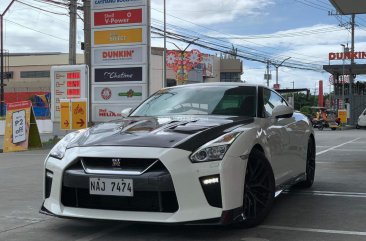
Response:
[81,157,158,174]
[62,187,178,212]
[61,158,179,213]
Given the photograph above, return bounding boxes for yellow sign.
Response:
[338,109,347,124]
[60,100,71,130]
[3,101,42,152]
[71,99,87,130]
[94,28,143,45]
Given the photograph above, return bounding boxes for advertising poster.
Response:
[93,85,146,103]
[93,7,145,28]
[91,0,146,10]
[3,101,42,152]
[92,46,145,66]
[94,66,144,83]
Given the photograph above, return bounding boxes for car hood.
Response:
[72,115,254,151]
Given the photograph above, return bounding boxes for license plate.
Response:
[89,178,133,197]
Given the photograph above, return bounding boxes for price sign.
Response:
[51,65,88,121]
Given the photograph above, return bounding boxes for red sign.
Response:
[7,101,31,111]
[94,9,142,26]
[329,51,366,60]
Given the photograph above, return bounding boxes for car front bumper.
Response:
[41,146,247,224]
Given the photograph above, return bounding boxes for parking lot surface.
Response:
[1,129,366,241]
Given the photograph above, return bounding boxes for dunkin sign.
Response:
[93,46,144,65]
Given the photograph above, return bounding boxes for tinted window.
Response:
[263,89,288,117]
[132,86,257,117]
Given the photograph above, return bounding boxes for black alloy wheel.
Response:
[238,149,275,228]
[296,138,316,188]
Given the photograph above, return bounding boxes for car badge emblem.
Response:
[112,159,121,167]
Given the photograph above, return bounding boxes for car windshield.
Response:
[131,85,257,117]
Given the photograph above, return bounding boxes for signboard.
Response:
[94,66,144,83]
[93,7,145,28]
[51,65,89,122]
[60,100,71,130]
[93,85,146,103]
[338,109,347,124]
[90,0,150,122]
[92,46,145,66]
[60,99,88,130]
[3,101,42,152]
[329,51,366,60]
[91,0,146,9]
[71,99,87,129]
[93,27,145,46]
[93,103,140,122]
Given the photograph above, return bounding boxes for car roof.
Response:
[164,82,268,90]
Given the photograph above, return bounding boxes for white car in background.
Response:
[357,108,366,128]
[41,83,315,228]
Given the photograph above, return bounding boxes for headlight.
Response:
[190,132,242,163]
[49,130,87,159]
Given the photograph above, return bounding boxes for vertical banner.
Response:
[60,100,71,130]
[3,101,42,152]
[71,99,88,130]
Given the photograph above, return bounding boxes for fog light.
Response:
[203,177,219,185]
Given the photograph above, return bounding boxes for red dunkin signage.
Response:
[94,8,142,27]
[329,51,366,60]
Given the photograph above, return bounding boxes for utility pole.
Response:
[69,0,77,65]
[265,60,271,87]
[83,0,92,125]
[0,0,16,117]
[349,13,355,124]
[163,0,166,88]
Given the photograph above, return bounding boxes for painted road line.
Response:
[259,225,366,236]
[75,225,124,241]
[316,138,361,156]
[283,190,366,198]
[330,149,366,152]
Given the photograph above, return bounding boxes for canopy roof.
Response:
[329,0,366,15]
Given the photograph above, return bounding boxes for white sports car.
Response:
[41,83,315,227]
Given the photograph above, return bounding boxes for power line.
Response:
[5,18,68,41]
[16,0,68,15]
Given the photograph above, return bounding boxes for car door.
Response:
[260,88,298,185]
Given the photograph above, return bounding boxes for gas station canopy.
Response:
[329,0,366,15]
[323,64,366,76]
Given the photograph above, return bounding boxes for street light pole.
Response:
[274,57,291,86]
[341,44,345,109]
[0,0,16,117]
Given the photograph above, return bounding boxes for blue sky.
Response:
[2,0,366,92]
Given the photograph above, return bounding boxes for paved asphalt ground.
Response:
[1,129,366,241]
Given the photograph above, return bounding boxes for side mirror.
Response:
[121,108,133,118]
[272,105,293,119]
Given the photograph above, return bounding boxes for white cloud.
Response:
[152,0,274,26]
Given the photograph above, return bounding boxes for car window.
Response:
[132,86,257,117]
[263,89,288,117]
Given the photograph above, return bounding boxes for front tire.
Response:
[237,149,275,228]
[296,138,316,188]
